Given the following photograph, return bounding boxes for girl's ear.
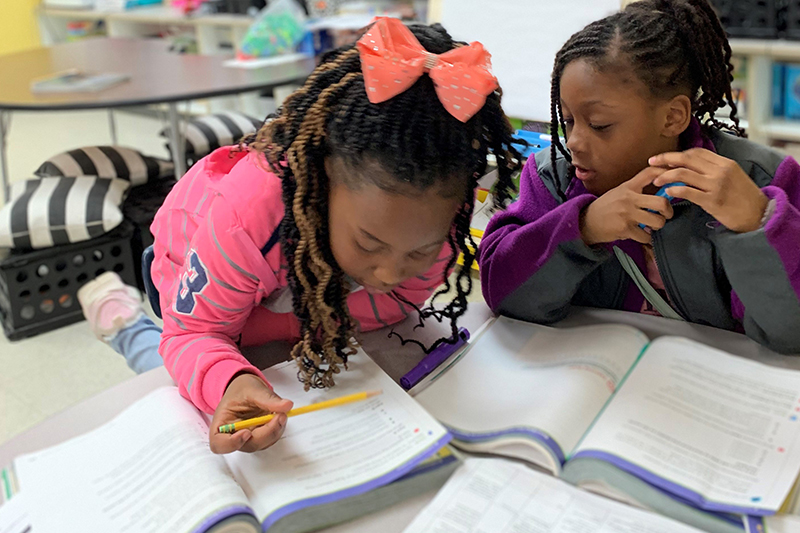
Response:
[662,94,693,138]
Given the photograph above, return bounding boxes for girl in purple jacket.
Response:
[480,0,800,354]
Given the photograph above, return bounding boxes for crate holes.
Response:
[16,271,27,283]
[113,263,124,273]
[95,268,106,277]
[58,279,69,288]
[19,289,31,299]
[111,246,122,257]
[73,254,85,266]
[20,305,35,320]
[55,261,67,272]
[59,294,73,308]
[37,264,49,278]
[39,284,50,295]
[93,250,104,262]
[40,299,55,314]
[77,273,88,283]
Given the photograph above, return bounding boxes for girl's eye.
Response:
[590,124,612,131]
[564,117,575,126]
[356,241,379,254]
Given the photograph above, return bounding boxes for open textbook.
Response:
[12,354,454,533]
[404,458,706,533]
[414,317,800,533]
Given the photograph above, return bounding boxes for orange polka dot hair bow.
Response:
[356,17,499,123]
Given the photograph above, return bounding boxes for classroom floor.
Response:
[0,109,167,446]
[0,109,485,447]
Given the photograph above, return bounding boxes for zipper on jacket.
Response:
[651,201,691,320]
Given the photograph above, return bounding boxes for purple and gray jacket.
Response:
[479,121,800,354]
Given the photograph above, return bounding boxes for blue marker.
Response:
[638,182,686,229]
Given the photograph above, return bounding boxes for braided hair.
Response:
[549,0,745,191]
[249,23,519,390]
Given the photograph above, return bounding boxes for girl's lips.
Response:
[574,166,596,181]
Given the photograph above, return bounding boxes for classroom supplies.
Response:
[13,353,454,533]
[638,181,686,229]
[414,316,800,533]
[403,458,706,533]
[219,389,383,433]
[785,64,800,120]
[400,328,470,390]
[30,69,130,94]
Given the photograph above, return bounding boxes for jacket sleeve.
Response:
[478,158,611,323]
[714,156,800,354]
[348,246,452,331]
[158,193,278,414]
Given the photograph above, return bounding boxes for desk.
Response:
[0,38,315,199]
[1,303,797,532]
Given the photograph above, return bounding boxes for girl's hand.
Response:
[209,373,293,454]
[650,148,769,233]
[580,167,674,245]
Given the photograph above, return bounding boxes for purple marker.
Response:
[400,328,470,390]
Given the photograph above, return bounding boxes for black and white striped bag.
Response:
[0,177,130,250]
[160,112,263,160]
[35,146,174,186]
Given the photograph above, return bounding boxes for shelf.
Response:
[730,38,800,61]
[762,120,800,142]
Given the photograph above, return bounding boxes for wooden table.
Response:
[0,37,315,199]
[1,302,795,532]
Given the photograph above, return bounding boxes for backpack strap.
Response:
[260,223,282,257]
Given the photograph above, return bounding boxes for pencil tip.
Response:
[366,390,383,398]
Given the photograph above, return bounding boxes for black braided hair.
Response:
[549,0,745,193]
[248,22,519,389]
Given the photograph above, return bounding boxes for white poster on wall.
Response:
[438,0,620,122]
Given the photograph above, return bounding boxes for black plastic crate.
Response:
[785,0,800,38]
[711,0,780,38]
[0,221,137,341]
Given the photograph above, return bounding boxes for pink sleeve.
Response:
[158,194,279,414]
[348,246,452,331]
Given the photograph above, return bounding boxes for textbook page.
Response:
[226,352,450,529]
[0,493,30,533]
[573,337,800,514]
[415,318,649,461]
[403,458,704,533]
[14,387,252,533]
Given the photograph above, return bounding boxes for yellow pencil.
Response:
[218,390,383,434]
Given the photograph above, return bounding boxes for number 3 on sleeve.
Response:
[175,250,209,315]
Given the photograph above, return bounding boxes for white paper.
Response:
[0,493,30,533]
[226,352,449,524]
[575,337,800,512]
[438,0,619,121]
[415,318,648,461]
[403,458,704,533]
[15,388,250,533]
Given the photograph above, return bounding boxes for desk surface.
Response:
[2,303,797,532]
[0,38,315,111]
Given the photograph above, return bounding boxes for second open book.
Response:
[414,317,800,533]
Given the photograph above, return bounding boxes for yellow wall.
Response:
[0,0,42,56]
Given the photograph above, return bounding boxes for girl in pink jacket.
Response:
[77,19,518,454]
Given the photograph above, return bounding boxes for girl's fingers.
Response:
[665,185,709,208]
[239,414,287,453]
[653,168,711,192]
[209,428,253,454]
[634,209,668,232]
[636,195,674,219]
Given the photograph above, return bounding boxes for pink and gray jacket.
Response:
[151,147,450,414]
[479,121,800,354]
